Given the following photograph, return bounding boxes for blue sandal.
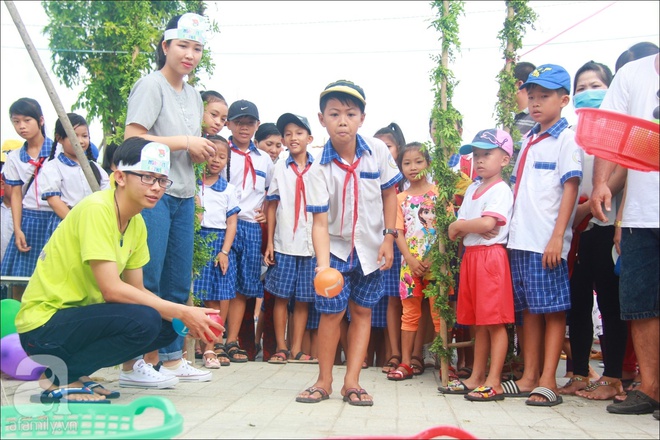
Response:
[30,387,111,404]
[82,381,120,399]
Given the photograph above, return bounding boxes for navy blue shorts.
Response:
[264,252,316,302]
[510,249,571,314]
[233,220,264,298]
[619,228,659,320]
[193,228,236,301]
[314,250,384,314]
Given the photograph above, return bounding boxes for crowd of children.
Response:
[2,12,657,416]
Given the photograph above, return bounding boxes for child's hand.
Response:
[406,256,426,278]
[448,221,460,241]
[14,230,30,252]
[215,252,229,275]
[480,225,500,240]
[254,208,266,223]
[263,244,275,266]
[542,236,563,270]
[377,241,393,271]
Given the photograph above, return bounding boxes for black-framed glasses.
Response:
[124,171,173,189]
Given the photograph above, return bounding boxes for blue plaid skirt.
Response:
[193,228,237,301]
[1,209,57,277]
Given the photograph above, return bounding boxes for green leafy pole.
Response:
[496,0,537,181]
[42,0,217,146]
[495,0,536,374]
[428,0,464,385]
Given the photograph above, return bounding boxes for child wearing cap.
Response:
[15,138,224,401]
[124,13,217,383]
[222,99,274,363]
[506,64,583,406]
[441,129,515,401]
[295,80,402,406]
[263,113,317,364]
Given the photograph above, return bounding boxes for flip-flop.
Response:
[438,379,471,395]
[289,351,318,364]
[501,379,531,397]
[465,386,504,402]
[525,386,563,407]
[296,386,329,403]
[30,387,111,404]
[343,388,373,406]
[268,349,290,364]
[82,381,120,399]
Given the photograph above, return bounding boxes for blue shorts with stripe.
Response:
[233,220,264,298]
[193,228,236,301]
[1,209,57,277]
[264,252,317,302]
[510,249,571,314]
[314,250,384,315]
[383,245,402,298]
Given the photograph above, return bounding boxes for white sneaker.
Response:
[119,359,179,389]
[160,357,212,382]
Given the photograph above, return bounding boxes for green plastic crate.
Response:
[1,396,183,439]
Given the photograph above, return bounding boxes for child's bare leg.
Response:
[483,324,508,391]
[383,296,402,371]
[297,311,343,399]
[342,301,373,403]
[462,326,489,389]
[290,301,310,356]
[225,293,248,360]
[517,310,542,392]
[272,297,288,352]
[527,311,565,402]
[309,329,318,358]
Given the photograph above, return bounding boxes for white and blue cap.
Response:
[164,13,210,45]
[117,142,170,176]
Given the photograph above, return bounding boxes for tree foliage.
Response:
[427,0,464,361]
[42,1,217,145]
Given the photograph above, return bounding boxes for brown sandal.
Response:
[558,374,589,395]
[381,355,402,374]
[576,378,623,400]
[411,356,425,375]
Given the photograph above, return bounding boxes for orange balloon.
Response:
[314,267,344,298]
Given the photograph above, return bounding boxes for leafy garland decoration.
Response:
[426,0,464,362]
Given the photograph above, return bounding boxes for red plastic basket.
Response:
[575,108,659,172]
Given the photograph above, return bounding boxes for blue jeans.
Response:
[141,194,194,360]
[619,228,659,320]
[19,303,177,386]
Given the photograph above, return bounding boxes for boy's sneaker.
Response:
[159,357,212,382]
[119,359,179,389]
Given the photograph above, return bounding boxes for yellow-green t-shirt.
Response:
[15,189,150,333]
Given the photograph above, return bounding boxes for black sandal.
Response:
[213,343,231,366]
[411,356,425,375]
[225,341,248,363]
[381,354,402,374]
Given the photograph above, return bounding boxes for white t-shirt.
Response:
[457,180,513,246]
[508,123,583,259]
[266,153,315,257]
[198,177,240,230]
[600,54,659,228]
[39,153,110,208]
[306,134,402,275]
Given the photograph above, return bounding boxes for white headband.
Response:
[117,142,170,176]
[163,13,209,45]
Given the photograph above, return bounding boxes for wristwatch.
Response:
[383,229,398,239]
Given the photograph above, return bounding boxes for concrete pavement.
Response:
[2,358,658,439]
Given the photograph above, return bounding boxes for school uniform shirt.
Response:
[2,139,54,211]
[39,153,110,207]
[457,180,513,246]
[0,203,13,264]
[306,134,403,275]
[227,138,273,223]
[508,118,583,260]
[197,177,241,229]
[600,54,659,229]
[265,152,315,257]
[15,189,149,333]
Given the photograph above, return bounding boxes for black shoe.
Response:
[607,390,660,415]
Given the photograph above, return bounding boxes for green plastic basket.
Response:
[1,396,183,439]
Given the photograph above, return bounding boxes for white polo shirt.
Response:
[198,177,241,229]
[2,140,54,211]
[306,134,402,275]
[40,153,110,207]
[266,152,315,257]
[457,180,513,247]
[508,119,583,260]
[227,138,273,223]
[600,54,659,229]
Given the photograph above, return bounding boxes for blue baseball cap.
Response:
[520,64,571,93]
[459,129,513,156]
